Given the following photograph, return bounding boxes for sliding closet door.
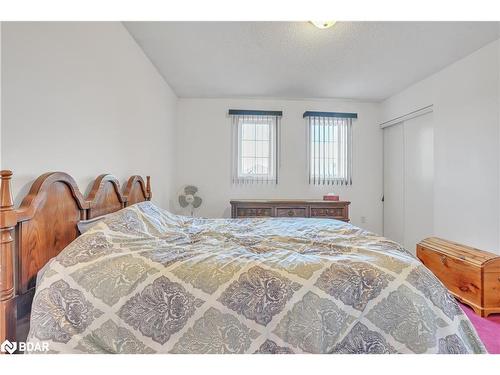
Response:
[383,112,434,253]
[403,112,434,253]
[383,123,405,245]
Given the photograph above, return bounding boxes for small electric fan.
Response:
[178,185,202,216]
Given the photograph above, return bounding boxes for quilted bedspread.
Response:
[26,202,486,354]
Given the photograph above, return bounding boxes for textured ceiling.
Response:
[124,21,500,101]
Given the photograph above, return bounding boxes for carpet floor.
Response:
[459,302,500,354]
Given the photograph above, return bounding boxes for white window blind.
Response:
[230,110,281,184]
[305,112,355,185]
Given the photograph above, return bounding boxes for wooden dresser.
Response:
[417,237,500,317]
[230,199,350,222]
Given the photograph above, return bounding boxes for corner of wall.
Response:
[118,22,180,212]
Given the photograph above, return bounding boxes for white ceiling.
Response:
[124,22,500,101]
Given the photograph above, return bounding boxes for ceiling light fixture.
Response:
[310,21,336,29]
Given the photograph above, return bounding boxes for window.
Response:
[230,110,282,184]
[304,111,356,185]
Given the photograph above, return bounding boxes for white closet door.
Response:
[383,112,434,254]
[403,112,434,253]
[383,123,405,245]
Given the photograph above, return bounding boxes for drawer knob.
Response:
[287,210,294,217]
[440,255,447,265]
[459,286,470,292]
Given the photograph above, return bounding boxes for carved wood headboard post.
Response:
[0,170,17,346]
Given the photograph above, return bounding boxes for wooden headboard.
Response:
[87,174,125,219]
[0,170,152,348]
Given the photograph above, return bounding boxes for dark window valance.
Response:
[229,109,283,117]
[303,111,357,119]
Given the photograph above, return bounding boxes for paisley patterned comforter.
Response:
[26,202,486,354]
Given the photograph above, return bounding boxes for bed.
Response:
[0,171,486,354]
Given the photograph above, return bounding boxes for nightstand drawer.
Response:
[275,207,307,218]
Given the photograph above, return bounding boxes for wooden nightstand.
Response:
[230,199,350,222]
[417,237,500,317]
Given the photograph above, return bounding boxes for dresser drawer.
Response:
[275,207,307,218]
[235,207,272,217]
[417,246,482,306]
[230,200,350,223]
[310,207,346,219]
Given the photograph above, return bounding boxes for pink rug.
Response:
[459,302,500,354]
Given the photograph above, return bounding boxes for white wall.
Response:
[5,22,496,253]
[381,39,500,254]
[1,22,177,209]
[176,98,383,234]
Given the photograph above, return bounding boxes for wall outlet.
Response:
[360,216,367,224]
